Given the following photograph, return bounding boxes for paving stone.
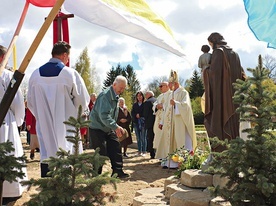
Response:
[170,190,212,206]
[164,175,179,190]
[133,194,169,206]
[165,183,198,198]
[135,187,164,197]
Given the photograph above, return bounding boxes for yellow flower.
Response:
[172,154,179,162]
[178,156,184,162]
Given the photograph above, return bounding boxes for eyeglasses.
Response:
[159,85,166,88]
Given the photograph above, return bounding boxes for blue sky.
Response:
[110,53,142,71]
[1,0,275,90]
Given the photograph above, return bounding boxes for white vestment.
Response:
[27,59,90,162]
[155,87,197,160]
[0,69,28,197]
[152,90,171,149]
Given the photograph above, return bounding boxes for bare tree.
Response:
[263,54,276,81]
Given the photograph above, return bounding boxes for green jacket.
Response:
[89,86,119,132]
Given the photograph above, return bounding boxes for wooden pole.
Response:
[17,0,65,74]
[0,0,65,126]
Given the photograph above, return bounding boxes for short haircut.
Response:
[51,41,71,56]
[113,75,127,85]
[201,45,210,53]
[147,91,154,97]
[0,45,7,57]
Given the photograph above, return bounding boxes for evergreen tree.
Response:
[0,141,26,206]
[124,64,140,98]
[189,69,204,99]
[102,64,141,109]
[191,97,204,125]
[210,55,276,205]
[23,106,118,206]
[74,47,94,94]
[103,64,124,89]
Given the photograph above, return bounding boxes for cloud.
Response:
[1,0,276,91]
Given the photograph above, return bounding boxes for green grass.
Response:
[195,125,206,131]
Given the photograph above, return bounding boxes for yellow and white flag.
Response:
[64,0,185,57]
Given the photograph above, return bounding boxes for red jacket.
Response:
[25,108,36,135]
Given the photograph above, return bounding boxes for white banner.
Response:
[64,0,185,57]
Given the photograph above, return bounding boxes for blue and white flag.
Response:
[243,0,276,48]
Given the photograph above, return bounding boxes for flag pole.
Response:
[0,1,29,76]
[168,71,176,172]
[168,87,175,172]
[0,0,65,126]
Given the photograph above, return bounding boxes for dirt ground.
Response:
[8,133,176,206]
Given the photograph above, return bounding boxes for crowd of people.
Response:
[0,31,246,203]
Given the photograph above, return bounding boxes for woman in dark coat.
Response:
[117,97,132,157]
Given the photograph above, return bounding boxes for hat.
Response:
[168,70,179,83]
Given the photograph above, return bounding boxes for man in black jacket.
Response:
[143,91,157,159]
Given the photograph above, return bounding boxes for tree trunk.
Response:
[0,180,4,206]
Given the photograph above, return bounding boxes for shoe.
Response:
[136,152,141,156]
[35,148,40,152]
[112,170,130,179]
[141,153,146,157]
[162,166,168,169]
[123,153,129,157]
[30,153,34,160]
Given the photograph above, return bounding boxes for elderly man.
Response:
[153,82,171,158]
[89,75,129,178]
[158,70,197,168]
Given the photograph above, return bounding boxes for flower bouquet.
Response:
[166,146,209,177]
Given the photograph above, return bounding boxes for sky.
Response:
[1,0,276,91]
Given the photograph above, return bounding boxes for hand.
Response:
[115,126,125,137]
[120,118,127,123]
[157,103,163,110]
[170,99,175,106]
[158,124,163,130]
[26,125,31,131]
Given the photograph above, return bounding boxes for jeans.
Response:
[134,123,147,152]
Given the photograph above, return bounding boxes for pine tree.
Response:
[23,106,119,206]
[124,64,140,96]
[0,141,26,206]
[189,69,204,99]
[210,55,276,205]
[103,64,124,89]
[102,64,141,109]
